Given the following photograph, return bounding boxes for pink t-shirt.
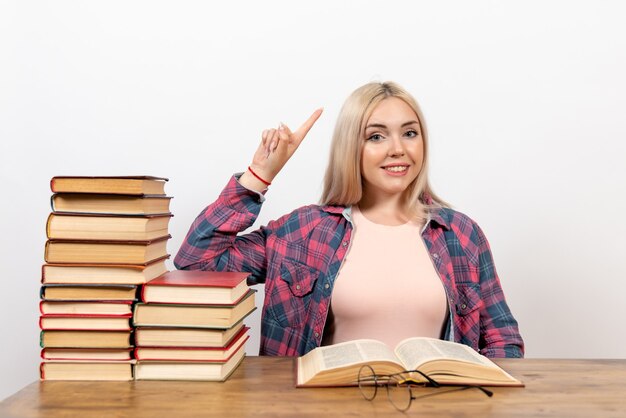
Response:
[324,206,448,348]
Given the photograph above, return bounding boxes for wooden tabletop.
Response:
[1,357,625,417]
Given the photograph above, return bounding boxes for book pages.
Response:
[319,340,398,370]
[395,337,494,370]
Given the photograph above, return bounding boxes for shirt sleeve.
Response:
[474,223,525,358]
[173,174,269,284]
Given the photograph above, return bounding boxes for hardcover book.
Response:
[41,348,133,361]
[134,344,245,381]
[40,361,134,381]
[40,300,133,316]
[44,235,170,264]
[134,321,246,348]
[39,315,132,331]
[40,330,133,348]
[42,259,168,285]
[51,193,172,215]
[142,270,250,305]
[41,284,138,301]
[133,289,256,329]
[50,176,168,195]
[46,213,172,241]
[134,327,249,361]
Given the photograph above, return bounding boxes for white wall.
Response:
[2,0,625,401]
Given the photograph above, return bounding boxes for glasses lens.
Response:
[358,365,378,401]
[387,376,412,412]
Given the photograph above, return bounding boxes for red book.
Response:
[142,270,250,305]
[134,327,249,362]
[39,314,132,331]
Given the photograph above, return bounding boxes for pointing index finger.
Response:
[294,108,324,140]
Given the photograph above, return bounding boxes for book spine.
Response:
[45,213,53,239]
[43,241,50,263]
[140,284,147,303]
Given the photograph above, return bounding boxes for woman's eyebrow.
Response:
[365,120,419,130]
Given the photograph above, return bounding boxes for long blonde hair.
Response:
[320,81,447,219]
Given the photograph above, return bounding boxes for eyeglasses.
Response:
[357,365,493,412]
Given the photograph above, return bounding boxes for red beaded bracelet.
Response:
[248,166,272,186]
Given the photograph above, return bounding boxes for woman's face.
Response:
[360,97,424,203]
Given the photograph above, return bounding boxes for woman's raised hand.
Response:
[241,108,323,191]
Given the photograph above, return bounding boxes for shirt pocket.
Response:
[455,283,481,317]
[266,258,319,328]
[454,282,482,350]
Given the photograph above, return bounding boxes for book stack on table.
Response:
[40,176,172,381]
[133,270,256,381]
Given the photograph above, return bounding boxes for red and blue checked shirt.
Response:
[175,175,524,358]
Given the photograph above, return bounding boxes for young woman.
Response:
[174,81,524,358]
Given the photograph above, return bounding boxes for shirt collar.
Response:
[320,201,451,230]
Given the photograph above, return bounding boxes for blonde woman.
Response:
[175,81,524,358]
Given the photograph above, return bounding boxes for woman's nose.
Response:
[388,136,405,157]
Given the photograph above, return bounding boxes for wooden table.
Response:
[1,358,625,417]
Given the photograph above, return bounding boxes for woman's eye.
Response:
[405,130,418,138]
[367,133,383,142]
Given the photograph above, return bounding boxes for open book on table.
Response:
[296,337,523,387]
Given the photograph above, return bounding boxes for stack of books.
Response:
[133,270,256,381]
[39,176,172,381]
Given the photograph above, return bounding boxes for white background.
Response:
[1,0,625,401]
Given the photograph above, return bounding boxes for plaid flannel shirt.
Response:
[174,175,524,358]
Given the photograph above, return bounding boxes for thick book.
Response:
[50,176,168,195]
[41,348,132,361]
[134,344,245,381]
[41,284,138,301]
[40,360,133,381]
[135,321,246,348]
[40,330,133,348]
[51,193,172,215]
[134,327,249,361]
[41,259,168,285]
[133,289,256,329]
[39,315,132,331]
[44,235,170,264]
[46,213,172,241]
[296,338,523,388]
[40,300,133,316]
[141,270,250,305]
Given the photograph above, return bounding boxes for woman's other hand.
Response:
[240,108,323,191]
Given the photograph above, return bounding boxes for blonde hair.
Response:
[320,81,447,219]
